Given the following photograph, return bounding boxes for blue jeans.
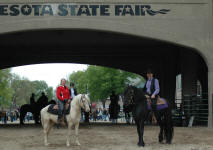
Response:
[57,99,64,117]
[102,115,107,121]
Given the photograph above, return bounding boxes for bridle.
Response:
[125,88,135,105]
[80,94,87,110]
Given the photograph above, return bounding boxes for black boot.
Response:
[58,115,62,123]
[63,110,67,125]
[57,113,63,128]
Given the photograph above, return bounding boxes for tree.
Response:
[10,74,53,106]
[68,65,141,104]
[68,71,88,94]
[0,69,13,108]
[10,74,34,105]
[87,66,138,103]
[32,80,53,101]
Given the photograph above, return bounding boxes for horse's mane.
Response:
[124,85,146,104]
[71,94,90,105]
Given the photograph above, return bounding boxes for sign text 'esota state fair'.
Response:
[0,4,170,16]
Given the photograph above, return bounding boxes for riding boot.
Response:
[58,113,63,123]
[63,108,67,125]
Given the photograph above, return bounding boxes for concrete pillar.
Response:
[208,71,213,128]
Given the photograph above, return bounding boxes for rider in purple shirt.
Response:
[143,69,160,112]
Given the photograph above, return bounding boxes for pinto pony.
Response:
[123,86,174,147]
[40,94,90,147]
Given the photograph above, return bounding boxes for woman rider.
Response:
[56,78,71,124]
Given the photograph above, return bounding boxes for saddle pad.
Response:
[147,98,168,111]
[47,104,70,115]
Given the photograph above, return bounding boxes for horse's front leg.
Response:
[136,118,145,147]
[139,119,145,147]
[75,123,80,146]
[66,122,73,147]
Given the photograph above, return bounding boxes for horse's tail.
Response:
[163,107,174,143]
[40,108,45,127]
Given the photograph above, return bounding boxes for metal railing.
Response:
[181,93,208,126]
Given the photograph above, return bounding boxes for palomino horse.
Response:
[40,94,90,147]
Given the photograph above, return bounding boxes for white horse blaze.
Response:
[40,94,90,146]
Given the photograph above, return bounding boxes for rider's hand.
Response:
[64,99,68,104]
[151,94,155,99]
[68,99,71,103]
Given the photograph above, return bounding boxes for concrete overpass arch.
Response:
[0,17,209,65]
[0,28,210,126]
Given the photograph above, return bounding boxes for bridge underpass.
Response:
[0,29,208,125]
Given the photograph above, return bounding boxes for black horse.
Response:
[123,85,174,147]
[20,100,56,124]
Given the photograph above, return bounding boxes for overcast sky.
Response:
[11,63,88,89]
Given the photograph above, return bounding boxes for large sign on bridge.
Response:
[0,4,170,16]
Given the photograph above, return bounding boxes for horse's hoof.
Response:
[76,141,81,146]
[137,142,145,147]
[66,143,70,147]
[166,141,171,144]
[159,138,164,144]
[45,143,50,146]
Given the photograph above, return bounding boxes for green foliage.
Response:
[0,68,53,108]
[31,80,53,101]
[10,74,53,106]
[68,65,141,102]
[86,66,137,101]
[68,71,88,94]
[0,69,13,108]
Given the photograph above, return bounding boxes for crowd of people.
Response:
[90,108,109,121]
[0,110,19,124]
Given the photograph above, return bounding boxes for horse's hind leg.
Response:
[159,123,164,143]
[155,111,164,143]
[43,119,50,146]
[47,120,54,135]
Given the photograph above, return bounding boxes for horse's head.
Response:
[79,94,90,112]
[123,85,136,105]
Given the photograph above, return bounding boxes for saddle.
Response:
[145,95,166,106]
[47,103,71,115]
[145,95,168,111]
